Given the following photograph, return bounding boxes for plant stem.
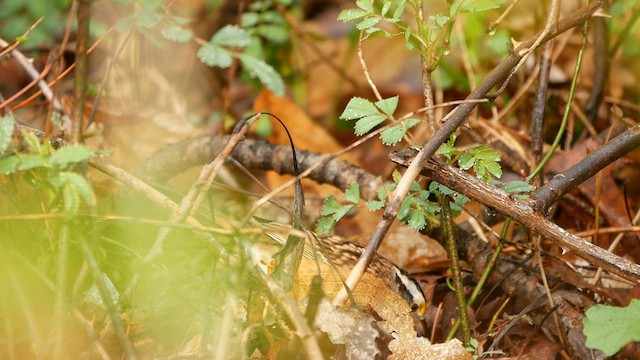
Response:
[441,196,471,346]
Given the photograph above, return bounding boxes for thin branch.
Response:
[389,149,640,283]
[333,1,602,308]
[530,124,640,212]
[72,0,91,142]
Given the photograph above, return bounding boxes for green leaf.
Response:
[62,181,80,214]
[134,8,162,29]
[431,14,450,28]
[321,196,342,216]
[20,129,42,154]
[333,204,354,221]
[356,0,374,13]
[479,159,502,178]
[0,156,20,174]
[18,155,48,171]
[197,44,232,68]
[340,97,380,120]
[212,25,252,47]
[161,25,193,42]
[378,185,389,201]
[344,183,360,204]
[354,114,387,135]
[366,200,384,211]
[60,171,96,207]
[0,115,15,153]
[381,2,392,16]
[356,17,381,30]
[393,1,406,19]
[337,9,368,22]
[502,180,534,194]
[470,146,500,161]
[404,118,421,129]
[380,118,421,145]
[241,12,259,27]
[316,216,336,235]
[375,96,399,116]
[461,0,502,13]
[437,143,460,159]
[257,24,288,43]
[49,145,94,166]
[237,53,285,96]
[583,299,640,356]
[408,210,426,230]
[380,124,406,145]
[397,195,413,220]
[458,152,475,170]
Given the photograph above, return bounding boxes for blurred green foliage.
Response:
[0,0,72,46]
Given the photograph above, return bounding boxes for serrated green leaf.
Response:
[502,180,534,193]
[393,1,406,19]
[344,183,360,204]
[378,185,389,201]
[337,8,368,22]
[584,299,640,356]
[60,171,96,207]
[198,44,232,68]
[408,210,426,230]
[241,12,259,27]
[409,181,421,192]
[18,155,48,171]
[134,8,162,29]
[0,115,15,153]
[354,114,387,135]
[367,200,384,211]
[333,204,354,221]
[380,125,405,145]
[437,143,460,158]
[0,156,20,174]
[356,16,380,30]
[458,153,475,170]
[404,118,421,129]
[258,11,286,25]
[479,160,502,178]
[470,146,500,161]
[432,14,450,28]
[392,169,402,183]
[62,182,80,214]
[375,96,399,116]
[397,195,413,220]
[20,129,42,154]
[461,0,502,13]
[50,145,94,166]
[212,25,252,47]
[356,0,374,13]
[321,196,342,216]
[340,97,380,120]
[257,24,288,43]
[381,2,391,16]
[237,54,285,96]
[316,216,336,235]
[161,25,193,42]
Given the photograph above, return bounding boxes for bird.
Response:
[235,112,426,319]
[250,219,427,317]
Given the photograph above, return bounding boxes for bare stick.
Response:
[333,1,602,307]
[390,149,640,283]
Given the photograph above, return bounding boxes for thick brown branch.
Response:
[531,124,640,212]
[137,135,384,201]
[390,149,640,283]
